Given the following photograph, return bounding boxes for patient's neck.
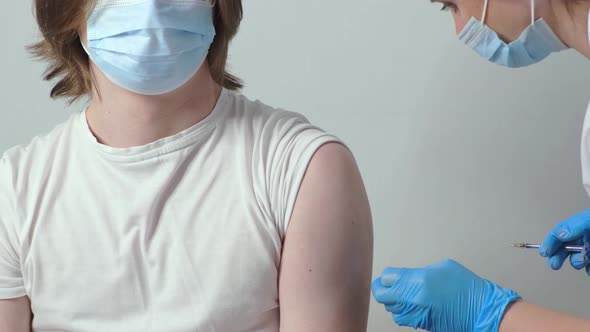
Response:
[85,63,222,149]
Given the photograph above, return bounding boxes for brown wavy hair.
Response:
[28,0,243,103]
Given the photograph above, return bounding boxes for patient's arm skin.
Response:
[500,301,590,332]
[278,143,373,332]
[0,296,32,332]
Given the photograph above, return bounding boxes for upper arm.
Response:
[278,143,373,332]
[500,301,590,332]
[0,296,32,331]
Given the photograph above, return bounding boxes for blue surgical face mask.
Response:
[458,0,567,68]
[82,0,216,95]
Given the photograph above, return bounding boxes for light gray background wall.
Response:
[2,0,590,331]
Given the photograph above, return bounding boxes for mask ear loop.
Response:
[481,0,489,26]
[482,0,535,26]
[531,0,536,25]
[481,0,488,26]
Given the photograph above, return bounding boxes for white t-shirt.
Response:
[0,89,341,332]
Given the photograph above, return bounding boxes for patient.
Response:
[0,0,373,331]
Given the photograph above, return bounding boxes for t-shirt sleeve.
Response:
[0,156,25,299]
[258,111,344,239]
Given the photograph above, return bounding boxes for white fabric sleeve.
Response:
[0,156,25,299]
[259,111,343,239]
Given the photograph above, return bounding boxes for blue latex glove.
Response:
[372,260,521,332]
[539,209,590,275]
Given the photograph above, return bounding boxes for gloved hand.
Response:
[539,209,590,275]
[372,259,521,332]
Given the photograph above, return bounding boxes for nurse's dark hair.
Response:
[28,0,243,103]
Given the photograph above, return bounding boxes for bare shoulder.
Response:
[301,142,370,221]
[278,142,373,332]
[308,142,357,172]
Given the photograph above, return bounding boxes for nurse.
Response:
[372,0,590,331]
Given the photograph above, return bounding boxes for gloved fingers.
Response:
[393,313,415,329]
[547,249,570,270]
[385,303,406,314]
[586,264,590,276]
[569,252,587,270]
[372,277,401,304]
[373,268,416,305]
[540,233,584,258]
[393,308,426,330]
[380,267,408,287]
[539,232,562,258]
[567,230,590,271]
[540,211,590,257]
[566,216,590,242]
[427,258,462,270]
[372,275,415,305]
[372,278,389,303]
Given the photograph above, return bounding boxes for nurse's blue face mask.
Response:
[458,0,567,68]
[82,0,216,95]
